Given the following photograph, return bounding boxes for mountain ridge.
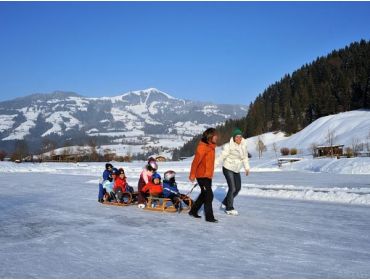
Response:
[0,88,247,156]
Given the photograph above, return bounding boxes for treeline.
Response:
[245,39,370,136]
[174,39,370,159]
[1,138,133,163]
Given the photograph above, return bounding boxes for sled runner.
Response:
[145,195,193,213]
[102,192,139,206]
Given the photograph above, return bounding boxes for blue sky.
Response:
[0,2,370,105]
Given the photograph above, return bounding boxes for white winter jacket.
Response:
[216,137,250,173]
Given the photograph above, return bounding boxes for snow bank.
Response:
[235,184,370,206]
[286,157,370,175]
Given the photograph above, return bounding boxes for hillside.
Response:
[0,88,247,156]
[176,40,370,158]
[277,110,370,152]
[245,39,370,136]
[238,110,369,158]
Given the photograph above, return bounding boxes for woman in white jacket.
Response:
[216,128,250,215]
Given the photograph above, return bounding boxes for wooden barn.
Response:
[314,145,344,158]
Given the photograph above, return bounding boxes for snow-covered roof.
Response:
[316,145,345,148]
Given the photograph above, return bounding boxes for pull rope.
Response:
[185,183,198,197]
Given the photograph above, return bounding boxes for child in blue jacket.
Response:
[98,163,115,203]
[163,170,192,208]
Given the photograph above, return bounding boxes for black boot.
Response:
[206,218,218,223]
[189,211,201,218]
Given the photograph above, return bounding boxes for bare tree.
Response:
[61,147,72,161]
[310,142,318,157]
[41,138,57,160]
[351,138,361,157]
[272,143,278,157]
[0,150,7,161]
[88,137,99,161]
[103,148,115,162]
[326,129,335,146]
[256,136,266,159]
[42,138,56,151]
[325,129,336,157]
[76,146,85,162]
[126,146,133,161]
[11,140,29,162]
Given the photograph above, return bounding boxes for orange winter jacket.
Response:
[142,182,163,196]
[190,141,216,180]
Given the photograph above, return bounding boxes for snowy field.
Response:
[1,160,370,278]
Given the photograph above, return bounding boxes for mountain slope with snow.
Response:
[276,110,370,152]
[0,88,247,154]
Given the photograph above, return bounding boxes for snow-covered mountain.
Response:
[0,88,247,155]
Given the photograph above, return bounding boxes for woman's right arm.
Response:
[189,146,206,181]
[215,143,230,167]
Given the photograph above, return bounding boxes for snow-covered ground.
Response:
[1,160,370,278]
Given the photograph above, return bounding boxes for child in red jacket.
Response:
[113,168,128,202]
[142,172,163,197]
[114,168,127,190]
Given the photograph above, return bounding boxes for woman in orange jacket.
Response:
[188,128,218,223]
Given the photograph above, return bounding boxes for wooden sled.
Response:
[102,192,139,207]
[144,195,193,213]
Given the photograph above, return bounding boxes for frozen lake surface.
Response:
[1,166,370,278]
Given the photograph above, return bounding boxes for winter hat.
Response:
[112,168,119,175]
[152,172,162,183]
[147,160,158,171]
[147,157,156,163]
[164,170,176,181]
[105,163,113,169]
[232,128,243,138]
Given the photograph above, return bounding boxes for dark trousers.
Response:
[98,183,104,200]
[138,192,148,204]
[222,167,241,210]
[190,178,215,220]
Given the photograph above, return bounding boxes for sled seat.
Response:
[145,196,178,213]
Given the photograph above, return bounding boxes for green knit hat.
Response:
[232,128,243,138]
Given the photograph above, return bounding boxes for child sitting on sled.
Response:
[112,168,134,203]
[98,163,115,203]
[137,158,158,208]
[103,168,119,202]
[142,172,163,197]
[113,168,128,202]
[163,170,192,209]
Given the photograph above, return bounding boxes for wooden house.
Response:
[314,145,344,158]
